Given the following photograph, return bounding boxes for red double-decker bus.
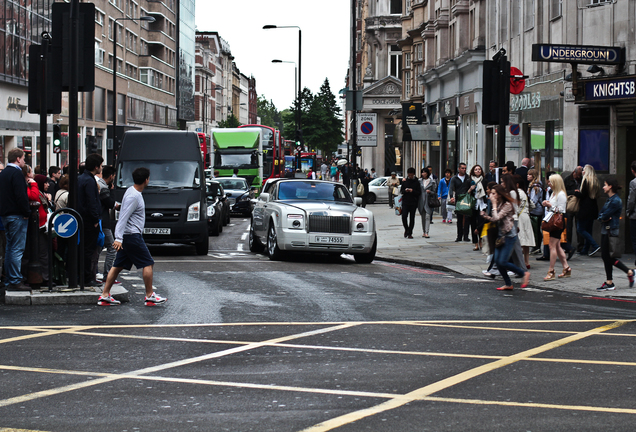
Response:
[197,132,210,168]
[238,124,285,184]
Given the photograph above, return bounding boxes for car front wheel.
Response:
[366,193,376,204]
[267,223,284,261]
[354,236,377,264]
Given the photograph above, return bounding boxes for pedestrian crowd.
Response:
[386,158,636,292]
[0,150,165,306]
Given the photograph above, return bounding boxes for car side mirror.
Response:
[354,197,362,206]
[259,192,270,202]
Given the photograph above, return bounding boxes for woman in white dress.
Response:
[515,174,536,269]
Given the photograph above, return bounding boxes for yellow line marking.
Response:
[0,319,629,331]
[299,320,629,431]
[0,428,50,432]
[0,327,93,345]
[0,323,358,408]
[424,396,636,415]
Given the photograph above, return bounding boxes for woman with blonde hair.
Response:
[527,169,544,253]
[574,164,601,256]
[542,174,570,280]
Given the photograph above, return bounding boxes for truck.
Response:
[211,128,262,189]
[114,130,209,255]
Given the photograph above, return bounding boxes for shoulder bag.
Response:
[541,211,565,232]
[356,182,364,195]
[455,193,475,216]
[427,193,441,208]
[566,195,580,213]
[609,235,623,258]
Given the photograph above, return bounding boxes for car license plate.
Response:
[144,228,171,235]
[315,236,344,244]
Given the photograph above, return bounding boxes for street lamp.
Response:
[263,25,302,168]
[112,15,155,161]
[271,60,297,106]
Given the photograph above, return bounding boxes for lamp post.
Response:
[112,15,155,161]
[263,25,301,168]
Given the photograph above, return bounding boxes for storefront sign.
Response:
[584,77,636,102]
[532,44,624,65]
[510,92,541,112]
[402,103,423,125]
[458,93,476,115]
[440,98,456,119]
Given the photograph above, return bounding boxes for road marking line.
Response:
[241,233,248,241]
[237,243,244,251]
[0,428,50,431]
[0,327,90,345]
[0,323,358,408]
[298,320,629,432]
[423,396,636,415]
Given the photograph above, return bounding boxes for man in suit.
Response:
[516,158,531,191]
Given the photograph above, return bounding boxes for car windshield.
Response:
[215,153,257,167]
[277,181,352,203]
[369,178,386,186]
[117,161,200,189]
[216,178,248,191]
[207,183,221,196]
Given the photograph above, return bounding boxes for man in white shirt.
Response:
[98,167,167,306]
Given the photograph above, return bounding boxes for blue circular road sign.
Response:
[54,213,78,239]
[361,122,374,134]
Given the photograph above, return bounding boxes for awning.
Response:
[406,124,440,141]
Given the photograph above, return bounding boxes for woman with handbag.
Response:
[515,175,536,269]
[480,184,530,290]
[418,169,437,238]
[596,177,634,291]
[542,174,570,281]
[470,165,486,251]
[527,169,544,254]
[574,164,601,256]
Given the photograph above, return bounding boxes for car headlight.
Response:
[287,214,305,230]
[354,216,369,232]
[188,202,201,221]
[207,204,215,217]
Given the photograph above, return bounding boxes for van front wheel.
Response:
[195,238,209,255]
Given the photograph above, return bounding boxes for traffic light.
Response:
[53,124,62,153]
[482,59,510,126]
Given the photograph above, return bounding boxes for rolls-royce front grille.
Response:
[308,215,350,234]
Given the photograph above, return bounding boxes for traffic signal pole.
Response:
[38,33,51,172]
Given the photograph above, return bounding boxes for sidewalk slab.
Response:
[5,285,129,306]
[371,203,636,299]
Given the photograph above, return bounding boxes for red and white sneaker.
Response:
[97,295,121,306]
[144,292,167,306]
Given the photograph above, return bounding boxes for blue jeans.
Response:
[576,218,599,254]
[494,235,527,286]
[1,215,28,286]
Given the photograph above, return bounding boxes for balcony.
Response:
[146,0,176,18]
[138,55,174,76]
[146,30,174,49]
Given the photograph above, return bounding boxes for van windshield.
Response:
[117,161,201,189]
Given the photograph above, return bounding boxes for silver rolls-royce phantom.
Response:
[249,179,377,263]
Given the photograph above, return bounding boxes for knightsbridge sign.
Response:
[532,44,624,65]
[584,77,636,102]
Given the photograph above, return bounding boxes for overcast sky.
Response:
[195,0,351,113]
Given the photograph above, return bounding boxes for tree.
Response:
[313,79,343,154]
[257,95,283,132]
[218,113,240,128]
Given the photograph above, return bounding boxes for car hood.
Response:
[278,200,371,216]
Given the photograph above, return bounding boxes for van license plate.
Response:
[144,228,171,235]
[315,236,344,244]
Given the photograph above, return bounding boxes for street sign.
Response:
[509,124,520,136]
[54,213,78,239]
[357,113,377,147]
[53,146,61,154]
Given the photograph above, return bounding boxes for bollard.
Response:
[26,201,43,288]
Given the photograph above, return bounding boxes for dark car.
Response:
[206,181,230,236]
[215,177,253,216]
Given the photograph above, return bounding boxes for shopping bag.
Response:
[455,193,474,216]
[394,195,403,215]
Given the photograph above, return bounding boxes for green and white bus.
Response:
[211,128,262,189]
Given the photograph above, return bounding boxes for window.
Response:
[95,87,105,121]
[415,43,423,61]
[390,0,402,15]
[404,71,411,98]
[95,10,104,26]
[589,0,610,5]
[511,0,520,36]
[525,0,535,30]
[579,107,610,171]
[404,52,411,69]
[95,41,104,65]
[551,0,562,19]
[389,45,402,78]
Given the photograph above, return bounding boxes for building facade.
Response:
[0,0,54,167]
[176,0,195,126]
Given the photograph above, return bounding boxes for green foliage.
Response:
[282,79,343,154]
[257,95,284,133]
[218,114,241,128]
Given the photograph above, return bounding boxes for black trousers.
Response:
[601,234,630,281]
[401,205,417,236]
[456,213,470,240]
[82,224,99,283]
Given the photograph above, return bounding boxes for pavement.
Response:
[371,203,636,299]
[4,203,636,305]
